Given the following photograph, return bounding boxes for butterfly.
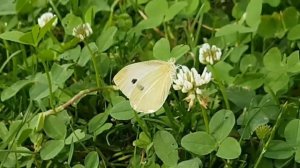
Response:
[113,60,176,113]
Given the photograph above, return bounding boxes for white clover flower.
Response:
[173,66,212,110]
[72,23,93,41]
[199,43,222,65]
[38,12,57,28]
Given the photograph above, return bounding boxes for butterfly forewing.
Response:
[129,63,175,113]
[113,61,163,98]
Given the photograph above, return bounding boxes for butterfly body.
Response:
[113,60,176,113]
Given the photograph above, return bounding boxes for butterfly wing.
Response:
[113,60,170,98]
[129,62,175,113]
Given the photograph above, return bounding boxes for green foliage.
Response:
[0,0,300,167]
[153,131,178,166]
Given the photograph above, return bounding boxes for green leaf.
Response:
[263,0,280,7]
[0,0,16,15]
[36,17,57,44]
[59,46,81,61]
[110,100,135,120]
[84,7,94,25]
[77,42,98,67]
[96,26,118,52]
[170,44,190,60]
[88,113,108,133]
[65,129,86,145]
[72,164,85,168]
[51,63,74,87]
[0,31,34,45]
[133,132,151,149]
[246,0,262,27]
[40,140,65,160]
[287,51,300,73]
[1,79,33,101]
[284,119,300,147]
[216,137,241,159]
[153,38,171,61]
[19,31,35,46]
[216,24,255,37]
[0,122,8,141]
[145,0,167,19]
[210,61,234,84]
[234,72,264,90]
[238,108,269,139]
[264,72,289,94]
[230,45,248,63]
[29,73,58,100]
[133,17,163,33]
[237,95,278,139]
[0,152,17,167]
[93,123,112,136]
[180,0,199,16]
[295,148,300,163]
[263,47,283,72]
[227,86,256,109]
[181,131,217,156]
[98,53,111,77]
[177,158,202,168]
[16,0,34,13]
[264,140,294,159]
[282,7,298,30]
[61,13,82,35]
[240,54,257,73]
[209,110,235,142]
[44,115,66,140]
[153,131,179,166]
[257,15,281,38]
[287,24,300,41]
[84,151,99,168]
[16,128,32,145]
[165,2,187,22]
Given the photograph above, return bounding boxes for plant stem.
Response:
[49,0,63,22]
[41,61,56,113]
[197,96,210,133]
[193,8,204,48]
[43,86,112,116]
[0,50,21,73]
[84,41,102,88]
[253,102,287,168]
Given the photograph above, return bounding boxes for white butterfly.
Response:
[113,60,176,113]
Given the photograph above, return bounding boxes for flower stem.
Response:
[84,41,102,88]
[197,96,209,133]
[253,102,287,168]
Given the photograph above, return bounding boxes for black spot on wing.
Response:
[131,78,137,84]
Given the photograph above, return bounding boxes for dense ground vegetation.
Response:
[1,0,300,167]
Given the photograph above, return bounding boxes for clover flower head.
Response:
[37,12,57,28]
[72,23,93,41]
[173,66,212,110]
[199,43,222,65]
[255,125,272,140]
